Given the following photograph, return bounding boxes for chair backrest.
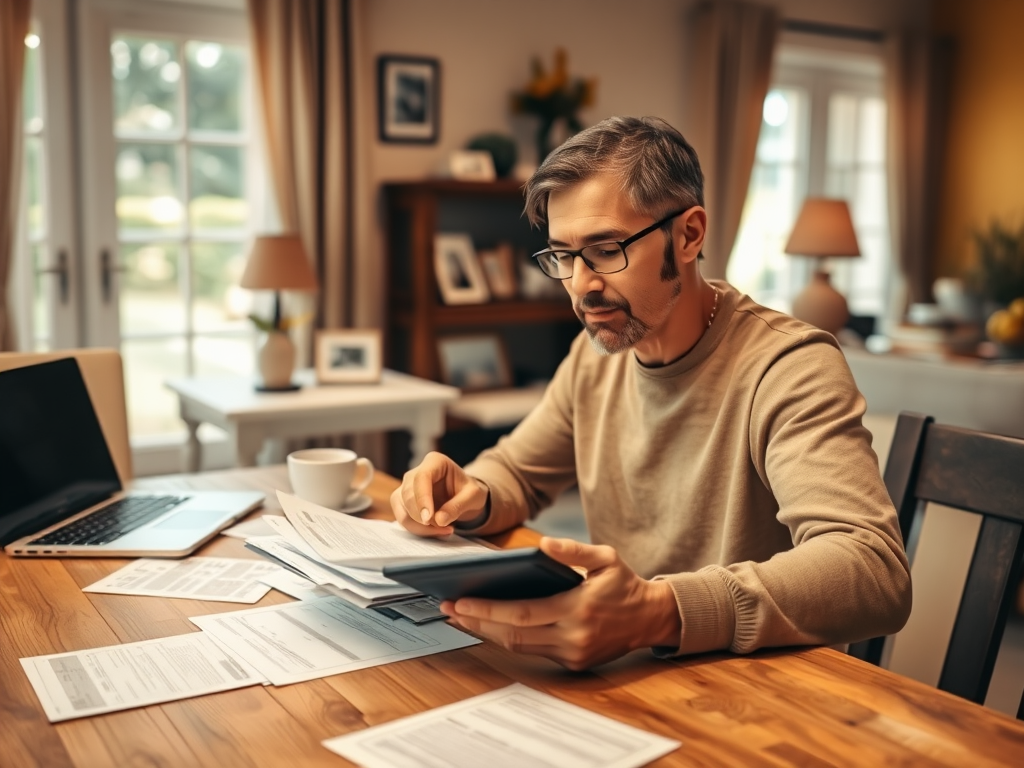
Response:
[849,412,1024,717]
[0,349,133,483]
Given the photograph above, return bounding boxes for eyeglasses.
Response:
[531,209,686,280]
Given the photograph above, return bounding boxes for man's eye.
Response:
[593,246,621,258]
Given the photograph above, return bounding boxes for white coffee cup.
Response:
[286,448,374,509]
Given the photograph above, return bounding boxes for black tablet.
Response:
[382,547,584,601]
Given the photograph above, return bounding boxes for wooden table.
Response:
[165,368,460,471]
[2,467,1023,767]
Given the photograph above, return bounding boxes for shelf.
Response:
[384,179,525,198]
[392,300,578,327]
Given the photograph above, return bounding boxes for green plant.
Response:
[247,310,311,333]
[969,220,1024,306]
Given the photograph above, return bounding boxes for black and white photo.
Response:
[434,233,490,305]
[437,334,512,391]
[378,55,439,143]
[315,329,383,384]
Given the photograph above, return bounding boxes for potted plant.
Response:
[969,220,1024,354]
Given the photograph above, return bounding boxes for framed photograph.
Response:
[434,232,491,305]
[377,55,439,143]
[315,329,383,384]
[437,334,512,391]
[477,241,519,299]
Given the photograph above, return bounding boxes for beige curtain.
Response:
[0,1,32,351]
[885,32,954,308]
[684,1,778,279]
[247,0,353,330]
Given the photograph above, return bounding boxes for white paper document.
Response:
[321,683,681,768]
[277,490,490,568]
[189,595,480,686]
[258,569,333,601]
[83,557,281,604]
[221,516,277,539]
[20,632,263,722]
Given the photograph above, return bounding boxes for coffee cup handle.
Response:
[352,458,374,493]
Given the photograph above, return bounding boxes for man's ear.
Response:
[674,206,707,265]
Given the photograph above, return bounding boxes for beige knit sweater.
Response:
[462,281,912,656]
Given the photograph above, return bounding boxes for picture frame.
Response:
[477,242,519,299]
[434,232,491,305]
[315,329,383,384]
[377,55,439,144]
[437,334,512,391]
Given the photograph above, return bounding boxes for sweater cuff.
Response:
[457,461,528,535]
[651,569,736,657]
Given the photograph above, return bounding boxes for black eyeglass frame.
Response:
[531,208,688,280]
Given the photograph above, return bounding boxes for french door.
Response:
[21,0,265,458]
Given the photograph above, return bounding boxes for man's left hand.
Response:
[440,537,682,670]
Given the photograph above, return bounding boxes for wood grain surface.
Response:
[2,466,1023,767]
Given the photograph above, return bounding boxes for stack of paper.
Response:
[242,491,492,609]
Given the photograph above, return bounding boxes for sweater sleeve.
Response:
[456,335,582,536]
[655,341,912,656]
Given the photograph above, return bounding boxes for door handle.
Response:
[36,249,69,304]
[100,248,127,304]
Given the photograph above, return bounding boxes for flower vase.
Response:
[257,330,296,391]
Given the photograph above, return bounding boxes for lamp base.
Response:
[257,330,297,391]
[254,383,301,392]
[792,270,849,336]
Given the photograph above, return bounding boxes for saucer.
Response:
[337,493,373,515]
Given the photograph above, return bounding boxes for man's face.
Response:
[547,173,682,355]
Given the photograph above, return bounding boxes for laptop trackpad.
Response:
[152,508,219,530]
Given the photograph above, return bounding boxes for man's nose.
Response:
[568,256,605,295]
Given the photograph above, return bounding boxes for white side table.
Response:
[165,369,460,472]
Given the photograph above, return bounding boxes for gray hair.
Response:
[522,116,705,228]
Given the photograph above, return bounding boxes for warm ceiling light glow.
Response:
[25,33,40,49]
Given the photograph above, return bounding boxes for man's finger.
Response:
[434,481,481,527]
[540,537,616,572]
[449,592,572,627]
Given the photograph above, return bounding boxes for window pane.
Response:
[757,88,805,163]
[827,94,858,166]
[122,338,188,436]
[120,243,185,334]
[116,142,182,234]
[25,136,45,239]
[31,243,50,346]
[854,169,887,229]
[192,241,251,332]
[189,145,247,229]
[194,335,255,378]
[858,97,887,163]
[24,33,42,132]
[186,41,247,132]
[112,36,180,134]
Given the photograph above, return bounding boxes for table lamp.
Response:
[240,234,319,391]
[783,198,861,336]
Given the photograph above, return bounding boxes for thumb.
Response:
[540,536,617,573]
[434,482,480,527]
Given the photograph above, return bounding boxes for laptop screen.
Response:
[0,358,121,545]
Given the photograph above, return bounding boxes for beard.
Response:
[575,293,652,355]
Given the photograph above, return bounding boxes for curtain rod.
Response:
[782,19,884,44]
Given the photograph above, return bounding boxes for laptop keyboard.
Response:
[28,495,189,546]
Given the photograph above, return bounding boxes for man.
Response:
[391,116,911,670]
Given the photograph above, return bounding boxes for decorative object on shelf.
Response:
[477,242,518,299]
[377,55,439,143]
[314,328,383,384]
[784,198,861,336]
[241,234,318,392]
[968,220,1024,307]
[436,149,496,181]
[511,47,596,163]
[466,133,517,178]
[437,334,512,391]
[434,233,491,305]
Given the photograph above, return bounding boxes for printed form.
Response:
[190,595,479,686]
[20,632,264,722]
[322,683,681,768]
[83,557,281,603]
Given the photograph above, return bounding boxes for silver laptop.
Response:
[1,358,264,558]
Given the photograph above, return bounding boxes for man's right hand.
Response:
[390,451,489,537]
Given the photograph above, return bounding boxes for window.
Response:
[110,34,258,436]
[728,43,892,324]
[21,27,50,350]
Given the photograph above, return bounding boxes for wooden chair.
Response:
[849,412,1024,718]
[0,349,133,483]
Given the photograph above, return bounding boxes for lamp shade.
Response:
[783,198,861,258]
[240,234,318,291]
